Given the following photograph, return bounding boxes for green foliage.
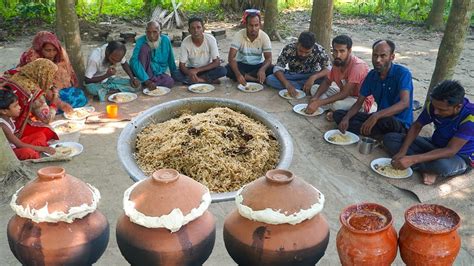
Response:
[0,0,54,22]
[334,0,437,22]
[278,0,313,10]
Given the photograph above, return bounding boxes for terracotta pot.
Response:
[223,169,330,265]
[116,168,216,265]
[336,203,398,266]
[399,204,461,266]
[7,166,109,265]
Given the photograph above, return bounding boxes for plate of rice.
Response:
[293,104,323,117]
[143,86,171,97]
[63,106,95,120]
[188,84,215,94]
[279,89,306,100]
[108,92,138,103]
[237,82,264,93]
[324,129,360,145]
[371,158,413,179]
[51,120,84,135]
[45,142,83,158]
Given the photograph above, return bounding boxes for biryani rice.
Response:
[134,107,280,192]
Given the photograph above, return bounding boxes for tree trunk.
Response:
[98,0,104,18]
[0,130,34,203]
[55,0,64,42]
[426,0,447,30]
[263,0,280,41]
[428,0,472,95]
[56,0,85,88]
[309,0,333,52]
[143,0,153,16]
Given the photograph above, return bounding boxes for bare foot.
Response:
[326,111,334,122]
[244,74,258,82]
[196,77,207,83]
[422,172,438,185]
[209,79,221,85]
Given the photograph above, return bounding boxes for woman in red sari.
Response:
[1,59,58,142]
[17,31,87,110]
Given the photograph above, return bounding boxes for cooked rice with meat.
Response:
[134,107,280,192]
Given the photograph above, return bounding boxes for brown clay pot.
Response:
[399,204,461,266]
[116,168,216,265]
[223,169,330,266]
[336,203,398,266]
[7,166,109,265]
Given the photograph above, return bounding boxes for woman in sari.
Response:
[0,60,58,142]
[18,31,87,109]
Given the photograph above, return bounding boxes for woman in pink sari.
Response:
[17,31,87,110]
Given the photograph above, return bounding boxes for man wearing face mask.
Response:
[130,20,177,89]
[306,35,375,119]
[384,80,473,185]
[266,31,330,98]
[334,39,414,139]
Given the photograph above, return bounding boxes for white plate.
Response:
[143,86,171,97]
[370,158,413,179]
[108,92,138,103]
[237,82,264,93]
[324,129,360,145]
[50,120,85,135]
[63,106,95,120]
[293,104,323,117]
[279,89,306,100]
[45,142,83,158]
[188,84,215,94]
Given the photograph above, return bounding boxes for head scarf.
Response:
[31,31,63,63]
[10,58,58,93]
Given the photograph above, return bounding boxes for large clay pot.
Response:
[399,204,461,265]
[7,166,109,265]
[223,169,330,266]
[116,168,216,265]
[336,203,398,265]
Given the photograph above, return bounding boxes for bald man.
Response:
[130,21,177,89]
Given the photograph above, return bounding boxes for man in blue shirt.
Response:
[384,80,473,185]
[334,40,413,139]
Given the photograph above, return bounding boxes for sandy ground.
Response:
[0,14,473,265]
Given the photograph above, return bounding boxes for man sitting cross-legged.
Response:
[172,17,226,84]
[225,12,273,86]
[384,80,473,185]
[306,35,375,118]
[266,31,330,98]
[334,40,414,139]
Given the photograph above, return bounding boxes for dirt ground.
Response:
[0,12,473,265]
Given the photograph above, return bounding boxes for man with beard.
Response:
[173,17,226,84]
[384,80,473,185]
[130,21,176,89]
[334,40,414,139]
[226,12,273,85]
[306,35,375,119]
[266,31,330,97]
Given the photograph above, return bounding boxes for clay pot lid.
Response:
[10,166,100,223]
[340,203,393,234]
[405,204,461,234]
[236,169,325,225]
[123,169,211,232]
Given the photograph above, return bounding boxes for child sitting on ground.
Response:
[0,89,55,160]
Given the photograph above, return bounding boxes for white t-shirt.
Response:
[85,44,127,81]
[0,117,16,148]
[179,33,219,68]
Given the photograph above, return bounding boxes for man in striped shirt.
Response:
[226,12,273,86]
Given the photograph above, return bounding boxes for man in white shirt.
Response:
[172,17,226,84]
[85,41,140,101]
[226,12,273,86]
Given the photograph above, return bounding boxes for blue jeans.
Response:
[383,132,471,178]
[172,66,227,84]
[265,71,325,90]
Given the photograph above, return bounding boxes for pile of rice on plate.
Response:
[134,107,280,192]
